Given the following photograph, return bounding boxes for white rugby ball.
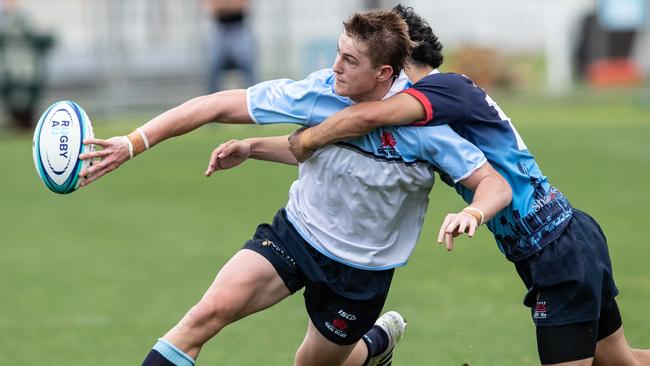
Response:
[32,101,94,194]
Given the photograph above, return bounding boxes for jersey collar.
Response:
[383,70,411,100]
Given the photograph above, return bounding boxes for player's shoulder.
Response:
[303,68,336,88]
[252,68,334,91]
[277,68,339,100]
[416,71,474,89]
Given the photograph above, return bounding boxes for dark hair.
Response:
[392,4,444,69]
[343,10,413,77]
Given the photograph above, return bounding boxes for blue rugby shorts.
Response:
[243,208,394,345]
[515,209,619,327]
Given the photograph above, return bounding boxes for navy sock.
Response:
[362,325,389,362]
[142,350,176,366]
[142,339,195,366]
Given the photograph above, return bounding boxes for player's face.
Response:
[332,33,385,102]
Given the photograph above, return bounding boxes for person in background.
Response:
[204,0,256,92]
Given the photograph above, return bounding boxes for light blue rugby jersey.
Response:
[246,69,487,270]
[247,69,484,175]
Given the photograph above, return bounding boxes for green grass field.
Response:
[1,93,649,365]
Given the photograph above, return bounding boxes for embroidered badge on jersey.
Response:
[376,131,401,159]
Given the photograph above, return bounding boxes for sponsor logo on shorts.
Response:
[325,319,349,339]
[338,309,357,321]
[325,310,358,339]
[534,300,548,319]
[261,239,297,270]
[332,318,348,330]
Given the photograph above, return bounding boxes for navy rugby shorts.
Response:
[515,209,619,327]
[243,208,394,345]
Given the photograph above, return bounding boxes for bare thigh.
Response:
[593,326,639,366]
[165,249,291,358]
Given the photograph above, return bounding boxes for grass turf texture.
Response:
[1,94,649,365]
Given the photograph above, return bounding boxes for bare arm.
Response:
[458,162,512,223]
[79,89,252,186]
[139,89,252,148]
[205,135,297,176]
[289,93,425,160]
[247,135,297,165]
[437,162,512,250]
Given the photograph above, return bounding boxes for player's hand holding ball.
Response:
[77,124,150,187]
[78,136,132,187]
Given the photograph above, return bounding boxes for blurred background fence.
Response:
[1,0,649,124]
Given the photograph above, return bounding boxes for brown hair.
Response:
[343,10,414,77]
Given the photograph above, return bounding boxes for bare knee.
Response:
[161,300,241,359]
[294,343,319,366]
[632,349,650,365]
[593,327,646,366]
[294,348,306,366]
[293,334,355,366]
[294,346,339,366]
[181,299,240,334]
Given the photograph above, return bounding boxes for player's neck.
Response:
[350,79,394,103]
[405,65,434,83]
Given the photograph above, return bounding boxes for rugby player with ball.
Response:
[77,9,512,366]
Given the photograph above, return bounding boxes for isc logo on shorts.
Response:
[338,310,357,321]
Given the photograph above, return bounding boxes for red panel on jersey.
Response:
[401,88,433,126]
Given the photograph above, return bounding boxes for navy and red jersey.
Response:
[402,71,573,262]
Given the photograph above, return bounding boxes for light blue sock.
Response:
[150,338,195,366]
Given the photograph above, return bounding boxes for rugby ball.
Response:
[32,101,94,194]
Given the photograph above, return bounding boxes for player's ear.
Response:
[377,65,394,82]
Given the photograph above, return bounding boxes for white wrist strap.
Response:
[123,136,134,159]
[136,128,150,150]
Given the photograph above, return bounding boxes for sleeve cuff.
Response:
[401,88,433,126]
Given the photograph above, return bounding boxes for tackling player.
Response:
[288,5,650,366]
[78,9,512,366]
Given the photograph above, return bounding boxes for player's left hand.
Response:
[288,128,315,162]
[205,139,251,176]
[437,211,479,251]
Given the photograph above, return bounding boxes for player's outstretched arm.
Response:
[289,93,424,161]
[437,162,512,251]
[78,89,252,186]
[205,135,298,176]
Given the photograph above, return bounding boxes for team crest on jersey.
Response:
[376,131,401,158]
